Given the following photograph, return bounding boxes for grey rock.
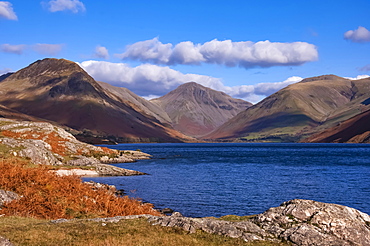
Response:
[252,199,370,245]
[0,236,13,246]
[47,199,370,245]
[0,190,20,207]
[0,118,151,176]
[94,163,146,176]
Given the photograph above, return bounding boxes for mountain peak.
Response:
[300,74,347,83]
[152,82,252,137]
[11,58,84,81]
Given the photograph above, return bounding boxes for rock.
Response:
[47,199,370,245]
[94,164,146,176]
[160,208,174,214]
[252,199,370,245]
[0,236,13,246]
[0,190,20,207]
[0,118,151,176]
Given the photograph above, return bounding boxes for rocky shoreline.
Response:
[46,199,370,245]
[0,118,150,176]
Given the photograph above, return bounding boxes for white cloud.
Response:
[0,1,17,20]
[46,0,85,13]
[116,38,318,69]
[0,44,26,54]
[79,60,304,103]
[344,26,370,43]
[344,75,370,80]
[94,45,109,59]
[33,43,63,55]
[117,38,173,64]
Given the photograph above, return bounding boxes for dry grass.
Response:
[0,216,285,246]
[0,157,160,219]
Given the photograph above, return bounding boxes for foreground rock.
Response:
[0,118,149,176]
[150,199,370,245]
[0,236,13,246]
[50,199,370,245]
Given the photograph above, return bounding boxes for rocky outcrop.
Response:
[0,190,20,207]
[0,118,149,176]
[0,236,13,246]
[149,199,370,245]
[48,199,370,245]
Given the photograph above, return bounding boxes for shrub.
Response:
[0,157,161,219]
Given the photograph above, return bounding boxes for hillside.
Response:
[151,82,252,137]
[205,75,370,142]
[304,108,370,143]
[0,58,190,143]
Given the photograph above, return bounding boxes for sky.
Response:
[1,0,369,103]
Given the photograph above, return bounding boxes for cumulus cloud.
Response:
[344,26,370,43]
[0,44,26,54]
[0,1,17,20]
[116,38,318,69]
[46,0,85,13]
[94,45,109,59]
[33,43,63,55]
[344,75,370,80]
[79,60,304,103]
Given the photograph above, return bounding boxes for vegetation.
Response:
[0,156,160,219]
[0,216,286,246]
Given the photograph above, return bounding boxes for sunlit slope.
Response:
[205,75,370,142]
[0,58,190,142]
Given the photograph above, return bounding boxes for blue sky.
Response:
[1,0,369,103]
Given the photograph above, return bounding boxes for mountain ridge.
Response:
[0,58,192,143]
[205,75,370,141]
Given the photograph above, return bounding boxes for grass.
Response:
[0,216,286,246]
[0,156,160,219]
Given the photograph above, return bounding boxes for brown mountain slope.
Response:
[0,58,190,142]
[97,81,171,124]
[0,104,43,122]
[151,82,252,137]
[205,75,370,141]
[304,109,370,143]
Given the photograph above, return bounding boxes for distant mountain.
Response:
[304,109,370,143]
[0,58,191,143]
[205,75,370,142]
[0,72,14,82]
[98,81,171,124]
[151,82,252,137]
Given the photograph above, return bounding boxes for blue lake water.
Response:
[84,143,370,218]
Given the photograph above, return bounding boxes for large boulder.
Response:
[252,199,370,245]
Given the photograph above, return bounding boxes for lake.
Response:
[84,143,370,218]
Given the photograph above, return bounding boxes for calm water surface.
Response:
[85,143,370,217]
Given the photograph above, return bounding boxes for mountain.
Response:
[97,81,171,124]
[151,82,252,137]
[0,58,191,142]
[205,75,370,141]
[0,72,13,82]
[304,109,370,143]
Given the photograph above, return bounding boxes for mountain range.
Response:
[1,58,369,143]
[204,75,370,142]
